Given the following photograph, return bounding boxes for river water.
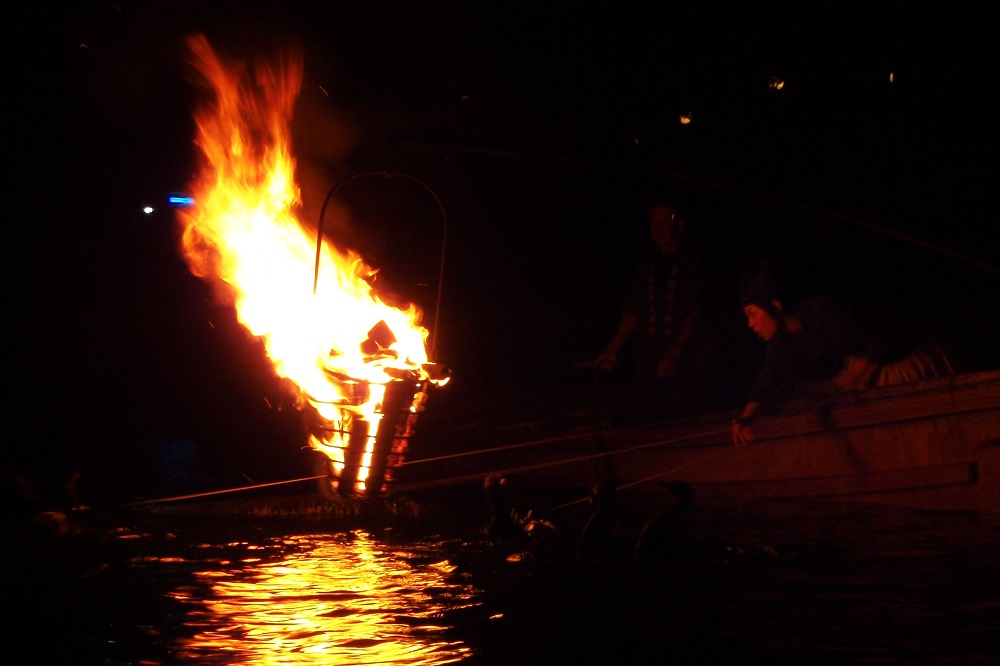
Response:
[6,484,999,665]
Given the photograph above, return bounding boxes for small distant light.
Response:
[888,71,895,83]
[679,112,692,125]
[768,76,784,90]
[143,206,155,214]
[169,195,195,206]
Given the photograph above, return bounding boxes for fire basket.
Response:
[174,39,453,505]
[311,363,448,500]
[306,171,450,500]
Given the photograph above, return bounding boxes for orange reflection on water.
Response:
[168,531,477,664]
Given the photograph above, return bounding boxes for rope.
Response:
[547,429,733,511]
[403,430,612,465]
[398,425,732,503]
[398,446,629,493]
[618,444,732,491]
[406,424,730,468]
[114,424,725,507]
[120,425,732,512]
[121,475,327,508]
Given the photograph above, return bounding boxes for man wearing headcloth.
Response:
[731,261,879,445]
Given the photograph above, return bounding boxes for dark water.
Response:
[6,487,1000,665]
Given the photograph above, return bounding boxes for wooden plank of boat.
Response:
[593,369,1000,513]
[697,461,978,499]
[422,369,1000,514]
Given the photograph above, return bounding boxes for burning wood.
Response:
[175,34,447,498]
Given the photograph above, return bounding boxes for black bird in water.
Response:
[578,481,695,562]
[577,482,633,561]
[482,473,556,541]
[634,480,695,562]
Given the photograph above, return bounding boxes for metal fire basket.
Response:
[314,365,444,500]
[312,171,450,500]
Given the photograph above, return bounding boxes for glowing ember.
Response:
[176,35,446,497]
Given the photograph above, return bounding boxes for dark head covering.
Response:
[738,260,783,316]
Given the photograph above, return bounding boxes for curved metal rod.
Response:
[315,171,448,360]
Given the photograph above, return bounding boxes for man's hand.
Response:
[731,409,758,446]
[657,344,685,378]
[835,356,878,391]
[594,351,618,372]
[732,421,755,446]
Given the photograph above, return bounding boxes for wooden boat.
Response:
[400,369,1000,514]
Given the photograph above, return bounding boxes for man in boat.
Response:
[731,261,880,445]
[730,260,959,445]
[592,196,712,422]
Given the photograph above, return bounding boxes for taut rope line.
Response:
[547,431,734,511]
[405,425,731,467]
[398,426,733,499]
[121,426,733,509]
[122,475,326,507]
[403,430,613,465]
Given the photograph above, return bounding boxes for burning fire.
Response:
[176,35,446,497]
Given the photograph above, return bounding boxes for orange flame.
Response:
[176,35,444,496]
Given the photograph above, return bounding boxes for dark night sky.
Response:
[7,2,998,500]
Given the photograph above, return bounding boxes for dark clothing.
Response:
[748,296,876,413]
[618,243,711,418]
[621,244,705,384]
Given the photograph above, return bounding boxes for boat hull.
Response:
[406,370,1000,513]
